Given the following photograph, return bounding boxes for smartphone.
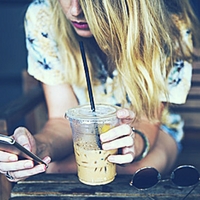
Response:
[0,133,48,167]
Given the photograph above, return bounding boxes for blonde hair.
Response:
[49,0,198,120]
[164,0,200,59]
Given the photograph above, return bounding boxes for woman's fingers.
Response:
[101,125,136,164]
[5,163,47,182]
[108,154,133,164]
[117,109,135,124]
[100,124,131,142]
[0,156,51,173]
[108,149,135,164]
[109,136,135,164]
[102,134,134,150]
[13,127,35,152]
[100,108,137,165]
[0,151,18,162]
[0,159,34,172]
[1,156,50,182]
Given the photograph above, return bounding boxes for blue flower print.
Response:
[37,58,52,70]
[41,32,48,38]
[168,59,184,86]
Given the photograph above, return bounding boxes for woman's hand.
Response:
[0,127,51,182]
[100,108,136,164]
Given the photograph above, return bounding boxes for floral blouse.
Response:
[24,0,193,151]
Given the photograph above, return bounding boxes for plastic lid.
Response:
[66,104,117,123]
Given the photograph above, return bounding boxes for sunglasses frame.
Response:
[130,165,200,190]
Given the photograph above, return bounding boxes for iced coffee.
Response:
[66,104,118,185]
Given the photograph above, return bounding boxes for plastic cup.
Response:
[66,104,119,185]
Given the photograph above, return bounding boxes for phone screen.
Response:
[0,134,48,167]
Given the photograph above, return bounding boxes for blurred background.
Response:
[0,0,200,109]
[0,0,31,106]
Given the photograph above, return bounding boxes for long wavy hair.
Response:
[49,0,199,120]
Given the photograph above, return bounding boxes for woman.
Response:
[0,0,199,182]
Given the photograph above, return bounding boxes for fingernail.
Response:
[38,165,46,172]
[24,161,33,168]
[43,156,51,164]
[102,143,109,150]
[100,134,107,142]
[9,155,17,161]
[117,109,126,117]
[108,155,115,162]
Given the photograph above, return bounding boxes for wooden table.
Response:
[9,173,200,200]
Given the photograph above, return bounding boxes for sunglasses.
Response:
[130,165,200,200]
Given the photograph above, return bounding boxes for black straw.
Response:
[79,41,96,112]
[79,41,102,149]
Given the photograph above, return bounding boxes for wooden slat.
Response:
[192,74,200,81]
[189,86,200,96]
[180,99,200,108]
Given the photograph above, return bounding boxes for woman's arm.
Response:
[33,83,79,160]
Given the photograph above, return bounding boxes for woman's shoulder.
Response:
[25,0,54,37]
[25,0,64,85]
[27,0,51,10]
[25,0,52,22]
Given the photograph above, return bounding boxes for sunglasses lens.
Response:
[132,168,160,189]
[171,166,199,187]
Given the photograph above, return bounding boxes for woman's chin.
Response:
[75,29,93,38]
